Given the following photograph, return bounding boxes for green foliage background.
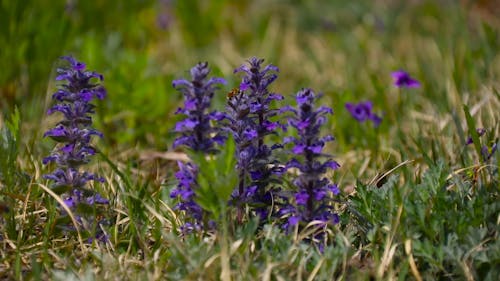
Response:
[0,0,498,280]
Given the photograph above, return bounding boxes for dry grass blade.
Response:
[139,151,190,162]
[307,258,324,281]
[377,203,404,279]
[404,239,423,281]
[369,160,415,187]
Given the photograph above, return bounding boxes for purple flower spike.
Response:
[391,70,420,88]
[225,57,285,218]
[170,162,207,225]
[173,62,226,153]
[43,56,108,243]
[282,88,340,230]
[43,56,106,189]
[171,62,226,232]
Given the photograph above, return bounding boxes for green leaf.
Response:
[5,106,20,142]
[191,135,238,219]
[75,202,97,216]
[50,184,73,195]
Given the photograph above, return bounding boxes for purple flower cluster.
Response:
[170,62,225,232]
[345,101,382,127]
[170,58,342,237]
[280,89,340,230]
[43,56,108,240]
[226,57,285,218]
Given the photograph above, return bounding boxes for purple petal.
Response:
[264,121,278,131]
[263,64,279,73]
[317,106,333,115]
[79,89,93,102]
[207,77,227,85]
[243,128,258,140]
[210,111,226,121]
[61,143,74,153]
[279,105,296,114]
[328,184,340,195]
[314,189,327,200]
[245,185,258,198]
[286,159,302,169]
[321,135,334,142]
[184,99,197,111]
[268,93,284,101]
[392,70,420,88]
[295,191,309,205]
[63,197,76,209]
[172,79,191,88]
[324,160,340,170]
[309,143,323,154]
[44,126,66,138]
[292,144,305,154]
[296,120,309,131]
[42,155,57,165]
[288,216,300,226]
[95,87,106,99]
[407,79,420,88]
[250,171,263,181]
[212,134,226,145]
[175,119,198,132]
[370,113,383,127]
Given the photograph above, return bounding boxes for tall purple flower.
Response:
[345,101,382,127]
[43,56,108,240]
[224,89,258,209]
[226,57,285,219]
[281,88,340,231]
[391,70,420,88]
[170,62,226,232]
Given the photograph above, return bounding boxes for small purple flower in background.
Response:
[391,70,420,88]
[466,128,486,145]
[481,143,497,162]
[464,128,497,162]
[43,56,108,241]
[156,0,174,30]
[281,88,340,234]
[345,101,382,127]
[171,62,225,232]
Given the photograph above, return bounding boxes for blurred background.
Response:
[0,0,498,165]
